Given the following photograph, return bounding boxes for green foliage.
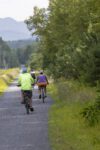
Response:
[7,39,34,49]
[16,42,38,65]
[0,37,19,68]
[82,105,99,126]
[48,80,100,150]
[25,0,100,84]
[28,52,43,70]
[81,94,100,126]
[0,69,19,94]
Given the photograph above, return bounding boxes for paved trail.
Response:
[0,80,52,150]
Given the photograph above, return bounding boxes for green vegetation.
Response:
[0,69,19,94]
[48,81,100,150]
[16,42,38,65]
[7,39,34,49]
[26,0,100,84]
[0,0,99,149]
[0,37,19,68]
[25,1,100,148]
[81,94,100,126]
[0,36,39,68]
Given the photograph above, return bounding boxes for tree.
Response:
[25,0,100,83]
[0,37,19,68]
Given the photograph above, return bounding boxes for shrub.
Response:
[81,95,100,126]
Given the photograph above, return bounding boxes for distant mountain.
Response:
[0,17,33,41]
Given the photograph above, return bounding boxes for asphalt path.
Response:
[0,80,52,150]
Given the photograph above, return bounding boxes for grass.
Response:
[48,80,100,150]
[0,68,19,94]
[0,78,8,94]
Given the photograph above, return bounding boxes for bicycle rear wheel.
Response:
[41,87,45,103]
[25,97,30,114]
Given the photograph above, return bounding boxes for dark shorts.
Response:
[38,86,46,90]
[21,90,32,99]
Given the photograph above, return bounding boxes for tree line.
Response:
[0,37,38,69]
[25,0,100,85]
[0,37,18,68]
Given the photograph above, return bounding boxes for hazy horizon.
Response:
[0,17,27,22]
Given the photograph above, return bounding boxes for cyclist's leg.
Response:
[21,90,25,104]
[24,91,33,110]
[27,90,34,111]
[27,91,32,107]
[44,86,47,97]
[39,86,47,98]
[38,86,42,98]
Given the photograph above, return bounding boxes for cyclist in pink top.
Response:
[36,70,49,99]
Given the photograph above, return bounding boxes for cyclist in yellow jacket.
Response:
[18,67,34,111]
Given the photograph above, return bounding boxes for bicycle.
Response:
[17,84,34,114]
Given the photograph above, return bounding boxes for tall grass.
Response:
[0,68,19,94]
[48,80,100,150]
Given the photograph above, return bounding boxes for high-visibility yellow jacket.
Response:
[18,73,34,90]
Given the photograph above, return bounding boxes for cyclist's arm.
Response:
[45,75,49,84]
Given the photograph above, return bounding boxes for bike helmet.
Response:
[39,70,43,74]
[22,67,27,73]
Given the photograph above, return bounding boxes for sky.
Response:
[0,0,49,21]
